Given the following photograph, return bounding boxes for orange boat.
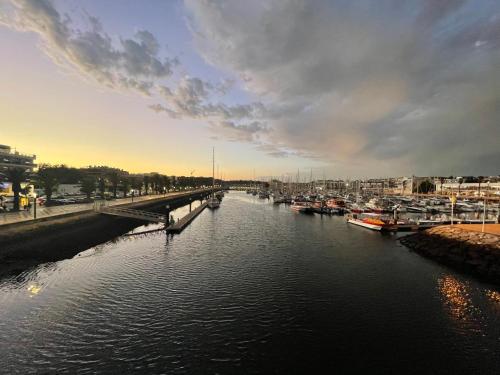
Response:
[346,213,395,231]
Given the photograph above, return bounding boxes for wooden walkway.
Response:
[99,207,166,223]
[167,202,208,234]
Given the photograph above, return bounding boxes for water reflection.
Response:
[0,193,499,374]
[438,275,481,323]
[485,289,500,305]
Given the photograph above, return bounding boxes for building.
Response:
[0,144,37,172]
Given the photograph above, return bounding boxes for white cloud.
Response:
[1,0,176,95]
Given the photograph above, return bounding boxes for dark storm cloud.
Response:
[185,0,500,176]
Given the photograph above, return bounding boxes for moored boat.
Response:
[290,201,313,213]
[208,148,220,210]
[346,213,395,231]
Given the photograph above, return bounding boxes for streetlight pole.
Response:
[450,194,456,226]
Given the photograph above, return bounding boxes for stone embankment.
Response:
[0,190,211,277]
[400,225,500,284]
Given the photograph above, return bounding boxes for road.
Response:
[0,192,198,226]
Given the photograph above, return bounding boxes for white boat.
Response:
[207,197,220,209]
[406,206,427,213]
[346,213,394,231]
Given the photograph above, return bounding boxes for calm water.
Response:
[1,192,500,374]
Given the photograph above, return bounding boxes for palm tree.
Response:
[120,177,130,198]
[109,172,120,198]
[162,175,170,194]
[80,176,96,200]
[130,177,143,196]
[401,180,407,195]
[36,166,59,203]
[143,175,150,195]
[98,176,106,198]
[439,177,445,195]
[152,173,161,194]
[5,168,27,211]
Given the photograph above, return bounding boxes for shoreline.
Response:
[0,191,209,278]
[400,225,500,284]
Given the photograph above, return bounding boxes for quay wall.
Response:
[0,191,210,277]
[400,225,500,284]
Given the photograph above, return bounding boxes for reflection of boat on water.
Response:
[290,201,313,213]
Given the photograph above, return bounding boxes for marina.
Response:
[1,192,499,374]
[2,0,500,372]
[244,183,500,232]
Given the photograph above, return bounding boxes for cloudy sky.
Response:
[1,0,499,179]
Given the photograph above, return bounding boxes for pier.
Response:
[167,202,208,234]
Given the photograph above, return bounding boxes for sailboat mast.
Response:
[212,147,215,194]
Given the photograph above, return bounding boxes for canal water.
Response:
[1,192,499,374]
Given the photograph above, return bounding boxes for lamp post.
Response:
[450,194,456,226]
[32,194,37,220]
[165,204,171,226]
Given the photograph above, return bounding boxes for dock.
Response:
[167,202,208,234]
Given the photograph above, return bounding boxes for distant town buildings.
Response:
[0,144,37,172]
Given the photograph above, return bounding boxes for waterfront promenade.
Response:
[0,192,200,226]
[456,223,500,236]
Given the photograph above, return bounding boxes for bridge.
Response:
[99,206,166,223]
[97,190,212,233]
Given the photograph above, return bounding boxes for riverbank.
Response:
[0,190,210,277]
[400,225,500,284]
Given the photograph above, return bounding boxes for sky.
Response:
[0,0,499,180]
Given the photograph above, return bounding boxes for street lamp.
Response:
[32,191,37,220]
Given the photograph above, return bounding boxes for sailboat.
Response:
[207,147,220,209]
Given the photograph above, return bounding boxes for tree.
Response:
[5,168,27,211]
[143,175,150,195]
[80,176,96,200]
[109,172,120,198]
[152,173,161,194]
[161,175,170,193]
[439,177,445,195]
[98,176,106,198]
[121,177,130,198]
[418,180,435,194]
[130,177,143,196]
[37,166,59,202]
